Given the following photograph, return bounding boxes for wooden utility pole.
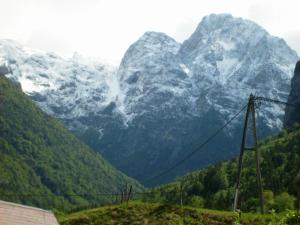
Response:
[120,184,133,204]
[180,182,183,209]
[126,185,132,202]
[233,94,265,214]
[115,192,119,204]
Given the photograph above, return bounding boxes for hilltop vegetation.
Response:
[0,76,143,211]
[145,126,300,213]
[58,202,281,225]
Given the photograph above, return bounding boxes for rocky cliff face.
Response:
[0,64,10,75]
[106,14,298,185]
[284,61,300,127]
[1,14,299,186]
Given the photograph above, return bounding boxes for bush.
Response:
[264,190,275,211]
[274,192,295,212]
[188,196,204,208]
[284,211,300,225]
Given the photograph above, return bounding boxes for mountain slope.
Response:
[1,14,299,186]
[284,61,300,127]
[0,75,143,211]
[147,126,300,212]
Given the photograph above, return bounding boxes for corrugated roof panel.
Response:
[0,200,60,225]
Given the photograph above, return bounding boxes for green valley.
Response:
[0,75,143,211]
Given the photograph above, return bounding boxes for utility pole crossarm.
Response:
[254,96,298,107]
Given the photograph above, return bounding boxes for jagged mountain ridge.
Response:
[0,40,121,131]
[1,14,299,186]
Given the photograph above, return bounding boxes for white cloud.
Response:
[0,0,299,64]
[174,19,199,42]
[285,30,300,56]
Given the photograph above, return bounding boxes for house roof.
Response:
[0,200,60,225]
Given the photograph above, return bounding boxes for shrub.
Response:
[188,196,204,208]
[274,192,295,212]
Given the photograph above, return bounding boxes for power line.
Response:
[254,96,298,107]
[2,97,295,204]
[145,103,249,184]
[0,190,176,198]
[3,97,294,200]
[1,193,122,197]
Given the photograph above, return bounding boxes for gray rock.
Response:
[0,65,10,75]
[284,61,300,127]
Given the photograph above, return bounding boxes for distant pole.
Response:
[126,185,132,203]
[120,187,124,204]
[180,184,183,208]
[119,183,132,205]
[125,183,129,204]
[115,192,118,204]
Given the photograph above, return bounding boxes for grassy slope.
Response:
[0,76,143,211]
[58,202,276,225]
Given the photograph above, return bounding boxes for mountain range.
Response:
[1,14,298,186]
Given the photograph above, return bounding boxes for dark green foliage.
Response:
[147,126,300,212]
[0,76,143,211]
[273,193,295,212]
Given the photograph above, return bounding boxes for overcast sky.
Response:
[0,0,299,64]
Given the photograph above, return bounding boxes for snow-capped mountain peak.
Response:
[0,39,121,131]
[1,14,299,185]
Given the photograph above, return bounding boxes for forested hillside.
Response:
[146,126,300,212]
[0,76,143,211]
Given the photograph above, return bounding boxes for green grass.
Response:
[58,202,280,225]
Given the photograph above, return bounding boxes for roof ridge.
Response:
[0,200,53,213]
